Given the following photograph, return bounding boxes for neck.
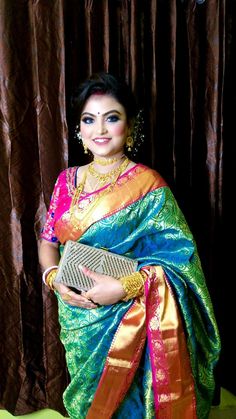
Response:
[88,156,130,186]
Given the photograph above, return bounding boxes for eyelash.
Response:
[107,115,120,122]
[81,114,120,124]
[81,117,94,124]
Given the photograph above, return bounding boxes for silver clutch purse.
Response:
[54,240,138,292]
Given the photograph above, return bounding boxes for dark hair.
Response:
[73,72,137,124]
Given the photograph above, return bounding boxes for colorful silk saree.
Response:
[41,164,221,419]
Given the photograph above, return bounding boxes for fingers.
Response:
[79,265,103,282]
[62,293,71,301]
[56,266,106,308]
[84,291,99,306]
[61,290,97,309]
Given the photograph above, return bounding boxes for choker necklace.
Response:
[88,157,129,184]
[93,155,125,166]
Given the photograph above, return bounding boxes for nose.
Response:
[96,118,107,135]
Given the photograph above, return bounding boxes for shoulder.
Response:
[52,167,78,193]
[135,163,168,189]
[56,166,78,182]
[139,163,165,179]
[58,164,92,188]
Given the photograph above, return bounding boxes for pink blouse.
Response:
[41,164,141,244]
[41,167,78,243]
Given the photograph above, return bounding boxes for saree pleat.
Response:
[57,295,133,417]
[87,299,146,418]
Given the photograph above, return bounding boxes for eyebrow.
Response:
[81,109,122,117]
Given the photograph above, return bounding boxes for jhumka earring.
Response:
[126,136,134,152]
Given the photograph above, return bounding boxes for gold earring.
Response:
[83,142,88,154]
[126,136,134,152]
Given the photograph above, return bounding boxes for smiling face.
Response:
[80,94,129,159]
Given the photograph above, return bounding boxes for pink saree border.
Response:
[144,267,197,419]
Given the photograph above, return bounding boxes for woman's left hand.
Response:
[80,265,126,305]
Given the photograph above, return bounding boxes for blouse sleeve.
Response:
[40,172,63,243]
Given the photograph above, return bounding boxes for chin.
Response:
[95,150,123,158]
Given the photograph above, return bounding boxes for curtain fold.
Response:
[0,0,68,415]
[0,0,234,415]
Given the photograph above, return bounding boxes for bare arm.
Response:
[38,238,60,270]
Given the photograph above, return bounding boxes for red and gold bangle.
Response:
[119,270,147,302]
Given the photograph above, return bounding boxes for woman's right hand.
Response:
[53,282,97,309]
[39,239,97,308]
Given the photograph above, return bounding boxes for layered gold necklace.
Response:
[88,157,129,185]
[69,157,130,229]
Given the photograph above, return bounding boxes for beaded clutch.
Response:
[54,240,138,292]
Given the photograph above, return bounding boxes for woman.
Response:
[39,72,220,419]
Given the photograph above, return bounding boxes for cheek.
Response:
[80,122,128,138]
[80,125,91,137]
[111,124,127,136]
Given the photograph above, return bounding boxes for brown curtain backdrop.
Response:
[0,0,68,415]
[0,0,234,415]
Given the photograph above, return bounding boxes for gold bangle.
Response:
[120,270,147,302]
[45,268,57,290]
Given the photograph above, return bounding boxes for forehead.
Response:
[82,94,126,115]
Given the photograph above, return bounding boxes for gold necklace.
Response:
[69,157,130,229]
[93,154,125,166]
[88,157,129,184]
[70,170,87,211]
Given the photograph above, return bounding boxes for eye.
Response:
[81,116,94,124]
[106,114,120,123]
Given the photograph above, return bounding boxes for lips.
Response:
[93,138,111,144]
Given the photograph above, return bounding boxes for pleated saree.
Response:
[41,164,221,419]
